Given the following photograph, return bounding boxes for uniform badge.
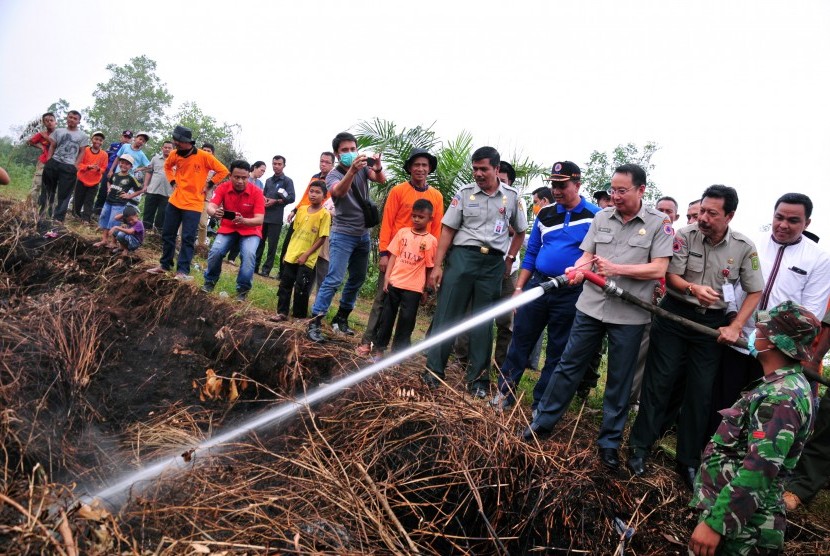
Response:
[727,258,734,264]
[750,252,760,271]
[554,163,562,172]
[502,195,507,205]
[450,196,459,208]
[752,431,766,439]
[499,207,505,214]
[470,194,476,200]
[663,224,674,236]
[638,228,646,235]
[672,238,682,252]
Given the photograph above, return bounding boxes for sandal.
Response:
[146,266,167,275]
[356,343,372,357]
[268,314,288,323]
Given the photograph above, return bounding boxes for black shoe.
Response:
[422,371,440,390]
[307,316,326,343]
[598,447,620,470]
[521,421,554,442]
[675,462,697,491]
[627,454,647,476]
[331,316,356,336]
[201,282,215,293]
[235,291,248,302]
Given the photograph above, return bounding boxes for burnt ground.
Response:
[1,199,829,555]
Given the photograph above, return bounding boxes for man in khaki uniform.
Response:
[523,164,673,472]
[424,147,527,397]
[627,184,765,490]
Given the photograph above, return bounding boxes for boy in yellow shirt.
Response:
[273,180,331,320]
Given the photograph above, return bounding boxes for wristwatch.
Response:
[506,254,516,261]
[685,284,695,296]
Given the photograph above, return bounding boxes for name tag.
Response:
[722,283,736,303]
[494,219,506,234]
[598,227,612,233]
[689,252,703,258]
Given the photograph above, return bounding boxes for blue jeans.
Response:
[160,203,201,274]
[204,233,260,293]
[99,202,125,230]
[497,274,582,409]
[114,231,141,251]
[533,310,645,449]
[311,231,370,316]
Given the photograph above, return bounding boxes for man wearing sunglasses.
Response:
[523,164,673,473]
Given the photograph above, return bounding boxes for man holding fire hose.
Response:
[627,185,765,490]
[522,163,673,472]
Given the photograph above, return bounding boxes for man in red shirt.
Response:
[201,160,265,301]
[26,112,57,202]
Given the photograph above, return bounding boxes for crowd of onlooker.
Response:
[21,109,830,555]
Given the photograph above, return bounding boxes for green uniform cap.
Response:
[756,300,820,361]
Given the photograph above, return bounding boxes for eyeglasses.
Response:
[609,187,634,196]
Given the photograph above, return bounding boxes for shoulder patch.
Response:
[673,236,684,252]
[450,194,460,208]
[663,224,675,236]
[662,217,672,225]
[752,430,766,439]
[750,252,760,271]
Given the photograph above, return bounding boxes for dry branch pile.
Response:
[2,200,829,555]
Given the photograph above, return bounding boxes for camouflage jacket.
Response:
[690,365,815,537]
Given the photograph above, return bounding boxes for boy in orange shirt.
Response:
[372,199,438,359]
[73,131,108,222]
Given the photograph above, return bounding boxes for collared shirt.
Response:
[145,154,172,196]
[378,181,444,253]
[443,181,527,254]
[262,174,296,224]
[667,224,765,309]
[756,234,830,317]
[576,204,674,324]
[691,365,814,547]
[523,196,600,277]
[210,181,266,238]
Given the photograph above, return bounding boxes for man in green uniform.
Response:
[783,304,830,511]
[627,185,765,489]
[424,146,527,397]
[689,301,820,556]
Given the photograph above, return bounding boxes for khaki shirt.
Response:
[576,204,674,324]
[667,224,764,309]
[443,181,527,254]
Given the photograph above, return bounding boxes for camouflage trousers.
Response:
[709,512,784,555]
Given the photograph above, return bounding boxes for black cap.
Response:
[172,125,194,144]
[403,148,437,174]
[544,161,581,182]
[593,190,611,202]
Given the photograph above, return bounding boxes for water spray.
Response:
[80,274,572,507]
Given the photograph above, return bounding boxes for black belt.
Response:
[666,294,725,315]
[457,245,505,258]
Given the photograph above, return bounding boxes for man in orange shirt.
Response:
[357,148,443,356]
[73,131,108,222]
[147,125,229,280]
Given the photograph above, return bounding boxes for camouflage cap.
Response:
[756,300,820,361]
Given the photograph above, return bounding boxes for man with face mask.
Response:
[307,132,386,342]
[627,185,765,490]
[491,162,600,412]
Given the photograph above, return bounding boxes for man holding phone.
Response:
[201,159,265,301]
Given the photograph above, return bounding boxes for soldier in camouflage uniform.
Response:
[688,301,820,556]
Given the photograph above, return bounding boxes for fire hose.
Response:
[540,270,830,387]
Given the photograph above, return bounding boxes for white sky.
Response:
[1,0,828,242]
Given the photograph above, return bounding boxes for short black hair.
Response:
[332,132,357,153]
[122,205,139,218]
[273,155,286,164]
[657,196,678,211]
[412,199,434,213]
[230,159,251,173]
[42,112,55,121]
[162,140,173,147]
[67,109,82,119]
[499,161,516,185]
[613,163,647,187]
[251,160,266,170]
[688,198,701,206]
[471,146,500,167]
[701,184,739,214]
[532,187,554,203]
[774,192,813,219]
[321,151,335,163]
[308,179,327,196]
[202,143,215,151]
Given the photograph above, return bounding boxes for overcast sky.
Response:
[2,0,828,241]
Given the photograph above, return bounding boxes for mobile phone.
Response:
[366,158,376,167]
[221,211,237,220]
